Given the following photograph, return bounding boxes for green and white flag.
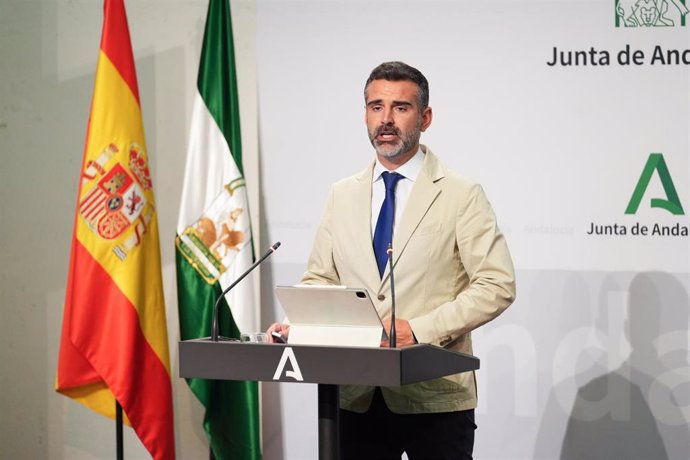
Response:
[175,1,260,459]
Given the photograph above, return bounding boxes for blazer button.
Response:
[377,294,386,301]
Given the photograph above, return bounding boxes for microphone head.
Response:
[271,241,281,251]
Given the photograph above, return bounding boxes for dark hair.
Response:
[364,61,429,111]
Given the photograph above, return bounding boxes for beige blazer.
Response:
[301,146,516,414]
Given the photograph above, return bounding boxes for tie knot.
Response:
[381,171,403,191]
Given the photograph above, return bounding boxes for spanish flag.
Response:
[56,1,175,459]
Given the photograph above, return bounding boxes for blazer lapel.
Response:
[381,147,443,285]
[352,162,381,284]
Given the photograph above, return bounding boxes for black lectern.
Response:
[179,340,479,459]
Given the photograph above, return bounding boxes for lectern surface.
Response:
[179,339,479,386]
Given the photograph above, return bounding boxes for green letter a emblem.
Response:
[625,153,685,215]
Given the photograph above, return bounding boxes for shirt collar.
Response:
[373,147,425,183]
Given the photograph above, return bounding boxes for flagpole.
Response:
[116,401,124,460]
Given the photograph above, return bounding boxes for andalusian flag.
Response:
[56,1,175,459]
[175,0,261,459]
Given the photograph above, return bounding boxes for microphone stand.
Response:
[387,244,396,348]
[211,242,281,342]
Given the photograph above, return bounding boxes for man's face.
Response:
[365,79,432,165]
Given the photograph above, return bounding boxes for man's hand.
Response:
[380,319,417,348]
[266,323,290,343]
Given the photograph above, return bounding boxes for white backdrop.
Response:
[257,1,690,459]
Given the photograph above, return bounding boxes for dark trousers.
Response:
[340,387,476,460]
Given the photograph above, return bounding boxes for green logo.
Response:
[616,0,688,27]
[626,153,685,215]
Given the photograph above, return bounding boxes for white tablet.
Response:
[274,285,384,347]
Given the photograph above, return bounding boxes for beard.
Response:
[368,122,422,160]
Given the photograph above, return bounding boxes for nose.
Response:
[381,107,394,125]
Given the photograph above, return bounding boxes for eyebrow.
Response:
[366,100,414,108]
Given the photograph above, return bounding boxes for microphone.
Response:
[211,241,281,342]
[387,244,396,348]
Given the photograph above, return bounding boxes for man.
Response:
[268,61,515,459]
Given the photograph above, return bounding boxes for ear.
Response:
[420,106,433,132]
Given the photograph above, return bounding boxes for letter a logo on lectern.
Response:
[273,347,304,381]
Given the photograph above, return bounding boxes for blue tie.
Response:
[373,171,403,278]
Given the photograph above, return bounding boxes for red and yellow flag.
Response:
[56,1,175,458]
